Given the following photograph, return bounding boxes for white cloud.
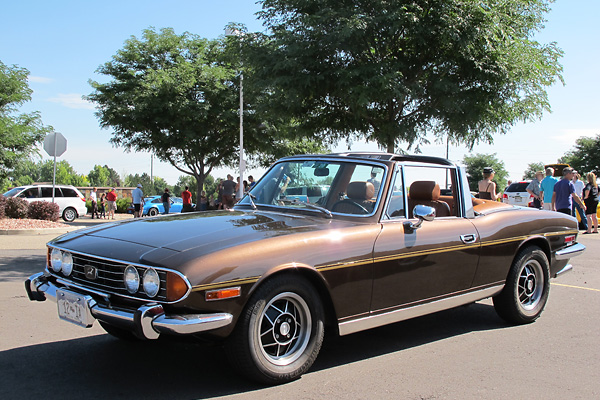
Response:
[47,93,95,110]
[28,76,53,84]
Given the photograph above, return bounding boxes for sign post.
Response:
[43,132,67,203]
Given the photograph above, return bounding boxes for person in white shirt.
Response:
[89,187,99,219]
[571,172,588,231]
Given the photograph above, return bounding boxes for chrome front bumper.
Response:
[25,272,232,340]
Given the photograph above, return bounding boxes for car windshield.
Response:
[3,187,25,197]
[239,159,386,216]
[506,182,530,192]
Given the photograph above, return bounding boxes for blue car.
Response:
[142,196,191,216]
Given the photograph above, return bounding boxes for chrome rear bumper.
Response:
[555,243,586,261]
[25,272,232,340]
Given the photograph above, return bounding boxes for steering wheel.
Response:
[331,199,369,215]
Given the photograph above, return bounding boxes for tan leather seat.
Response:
[408,181,451,218]
[331,181,375,214]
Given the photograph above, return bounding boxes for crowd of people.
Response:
[88,187,118,219]
[478,166,599,234]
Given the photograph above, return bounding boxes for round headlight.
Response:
[143,268,160,298]
[61,252,73,276]
[51,248,62,272]
[124,265,140,294]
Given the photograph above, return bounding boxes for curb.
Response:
[0,227,82,236]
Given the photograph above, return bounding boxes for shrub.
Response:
[116,197,132,213]
[0,195,6,219]
[5,197,29,219]
[27,201,60,222]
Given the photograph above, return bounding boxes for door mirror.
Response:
[404,205,436,231]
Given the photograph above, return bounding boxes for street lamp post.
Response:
[225,27,245,200]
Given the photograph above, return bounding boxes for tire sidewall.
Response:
[62,207,76,222]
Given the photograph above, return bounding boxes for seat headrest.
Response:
[347,181,375,201]
[409,181,440,201]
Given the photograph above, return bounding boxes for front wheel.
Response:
[225,275,325,384]
[148,208,159,216]
[62,207,77,222]
[493,246,550,324]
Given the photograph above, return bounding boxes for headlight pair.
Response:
[124,265,160,298]
[50,248,73,276]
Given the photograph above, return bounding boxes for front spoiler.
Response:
[25,272,232,340]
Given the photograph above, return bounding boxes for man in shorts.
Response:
[106,187,117,219]
[132,184,144,218]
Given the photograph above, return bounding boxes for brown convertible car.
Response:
[26,153,585,383]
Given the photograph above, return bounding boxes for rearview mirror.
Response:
[314,167,329,177]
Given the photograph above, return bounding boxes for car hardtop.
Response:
[280,152,457,167]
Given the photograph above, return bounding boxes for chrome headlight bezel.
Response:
[123,265,140,294]
[143,268,160,298]
[50,248,62,272]
[61,252,73,276]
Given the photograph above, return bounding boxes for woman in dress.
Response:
[478,167,497,201]
[583,172,599,234]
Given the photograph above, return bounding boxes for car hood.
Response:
[50,210,346,263]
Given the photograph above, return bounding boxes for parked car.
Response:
[142,195,194,216]
[3,184,87,222]
[26,153,585,384]
[503,181,533,207]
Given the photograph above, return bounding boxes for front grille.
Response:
[58,252,167,301]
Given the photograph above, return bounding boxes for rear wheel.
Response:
[493,247,550,324]
[226,275,325,384]
[148,208,159,216]
[62,207,77,222]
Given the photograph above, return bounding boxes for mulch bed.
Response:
[0,218,68,230]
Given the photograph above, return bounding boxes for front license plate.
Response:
[57,288,94,328]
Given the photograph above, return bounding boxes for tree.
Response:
[1,159,88,192]
[523,162,545,179]
[124,173,169,196]
[560,134,600,174]
[88,27,322,210]
[463,153,508,193]
[88,164,121,187]
[0,62,52,184]
[253,0,564,153]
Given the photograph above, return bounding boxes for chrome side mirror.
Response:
[404,205,436,231]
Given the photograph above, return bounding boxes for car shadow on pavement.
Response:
[0,254,46,283]
[0,302,507,399]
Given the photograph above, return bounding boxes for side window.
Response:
[61,188,78,197]
[386,167,405,219]
[19,188,39,198]
[333,164,385,215]
[403,166,459,218]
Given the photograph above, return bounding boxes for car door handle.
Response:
[460,234,478,244]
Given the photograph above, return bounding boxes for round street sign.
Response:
[43,132,67,157]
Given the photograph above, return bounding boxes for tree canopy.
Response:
[522,161,545,179]
[0,61,52,185]
[560,134,600,175]
[252,0,564,153]
[463,153,509,193]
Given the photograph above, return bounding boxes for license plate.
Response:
[514,196,522,202]
[57,288,94,328]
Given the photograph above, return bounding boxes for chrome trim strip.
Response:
[554,264,573,278]
[25,273,232,339]
[555,243,586,261]
[338,285,504,336]
[46,245,192,304]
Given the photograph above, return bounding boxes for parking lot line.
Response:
[551,282,600,292]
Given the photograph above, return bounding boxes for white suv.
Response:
[502,181,533,207]
[3,184,88,222]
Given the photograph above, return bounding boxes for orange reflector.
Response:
[206,287,241,301]
[166,272,189,302]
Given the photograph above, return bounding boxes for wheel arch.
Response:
[247,264,340,336]
[515,236,551,265]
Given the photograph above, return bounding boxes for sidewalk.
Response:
[0,213,133,236]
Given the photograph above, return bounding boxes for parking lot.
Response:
[0,227,598,399]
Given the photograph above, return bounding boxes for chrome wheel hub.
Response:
[518,260,543,311]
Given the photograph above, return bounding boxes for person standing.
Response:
[222,174,237,209]
[248,175,256,189]
[526,171,544,208]
[552,167,586,216]
[89,187,99,219]
[106,187,117,219]
[583,172,599,234]
[540,167,558,211]
[181,186,193,212]
[478,167,497,200]
[200,190,207,211]
[132,184,144,218]
[161,188,171,214]
[98,193,106,219]
[571,173,588,231]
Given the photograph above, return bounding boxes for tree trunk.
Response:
[195,174,205,211]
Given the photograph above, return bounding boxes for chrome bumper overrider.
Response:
[555,243,586,261]
[25,272,232,340]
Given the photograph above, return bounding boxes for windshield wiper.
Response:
[248,193,257,210]
[292,199,332,219]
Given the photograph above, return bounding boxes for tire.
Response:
[493,246,550,324]
[62,207,77,222]
[148,208,159,216]
[225,275,325,384]
[99,321,141,341]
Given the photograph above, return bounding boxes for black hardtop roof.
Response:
[283,152,455,166]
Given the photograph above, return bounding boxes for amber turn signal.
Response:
[166,272,189,302]
[206,287,241,301]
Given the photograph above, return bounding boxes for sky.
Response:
[1,0,599,185]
